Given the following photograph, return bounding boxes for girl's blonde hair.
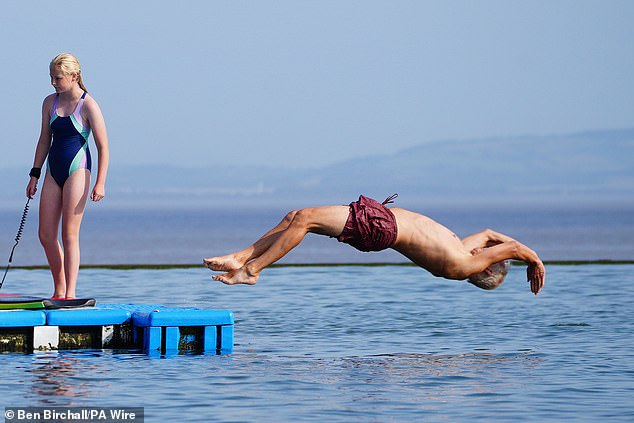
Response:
[50,53,88,92]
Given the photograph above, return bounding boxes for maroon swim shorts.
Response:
[336,194,398,252]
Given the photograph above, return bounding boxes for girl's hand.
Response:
[91,184,105,202]
[26,177,38,199]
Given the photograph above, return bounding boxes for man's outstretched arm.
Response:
[464,239,546,295]
[461,228,518,252]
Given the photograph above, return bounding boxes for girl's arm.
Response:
[26,96,54,198]
[84,96,109,202]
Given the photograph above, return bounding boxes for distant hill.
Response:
[311,128,634,205]
[2,128,633,208]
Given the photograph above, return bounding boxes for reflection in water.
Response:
[313,350,540,378]
[27,352,103,404]
[345,352,537,415]
[214,350,546,414]
[305,351,545,403]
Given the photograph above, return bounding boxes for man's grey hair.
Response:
[468,260,511,290]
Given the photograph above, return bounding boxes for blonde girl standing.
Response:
[26,53,109,299]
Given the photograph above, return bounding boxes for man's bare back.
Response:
[389,207,473,278]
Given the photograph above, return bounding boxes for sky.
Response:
[1,0,633,170]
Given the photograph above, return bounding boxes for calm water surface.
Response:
[1,264,633,422]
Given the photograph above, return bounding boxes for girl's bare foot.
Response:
[212,267,259,285]
[203,255,245,271]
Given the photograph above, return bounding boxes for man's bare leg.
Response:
[213,206,350,285]
[204,210,299,271]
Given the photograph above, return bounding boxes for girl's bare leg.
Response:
[59,170,90,299]
[204,210,299,271]
[213,206,349,285]
[39,173,65,298]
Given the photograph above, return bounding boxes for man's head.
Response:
[468,260,511,290]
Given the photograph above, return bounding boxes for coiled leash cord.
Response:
[0,197,31,290]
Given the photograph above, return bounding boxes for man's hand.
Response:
[527,261,545,295]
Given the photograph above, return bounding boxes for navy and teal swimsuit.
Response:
[47,92,92,187]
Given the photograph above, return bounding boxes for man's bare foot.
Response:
[203,255,245,271]
[212,267,259,285]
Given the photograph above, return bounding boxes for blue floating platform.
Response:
[129,305,234,327]
[0,303,234,354]
[45,306,131,326]
[118,304,234,354]
[0,310,46,327]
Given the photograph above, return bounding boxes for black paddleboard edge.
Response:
[42,298,97,309]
